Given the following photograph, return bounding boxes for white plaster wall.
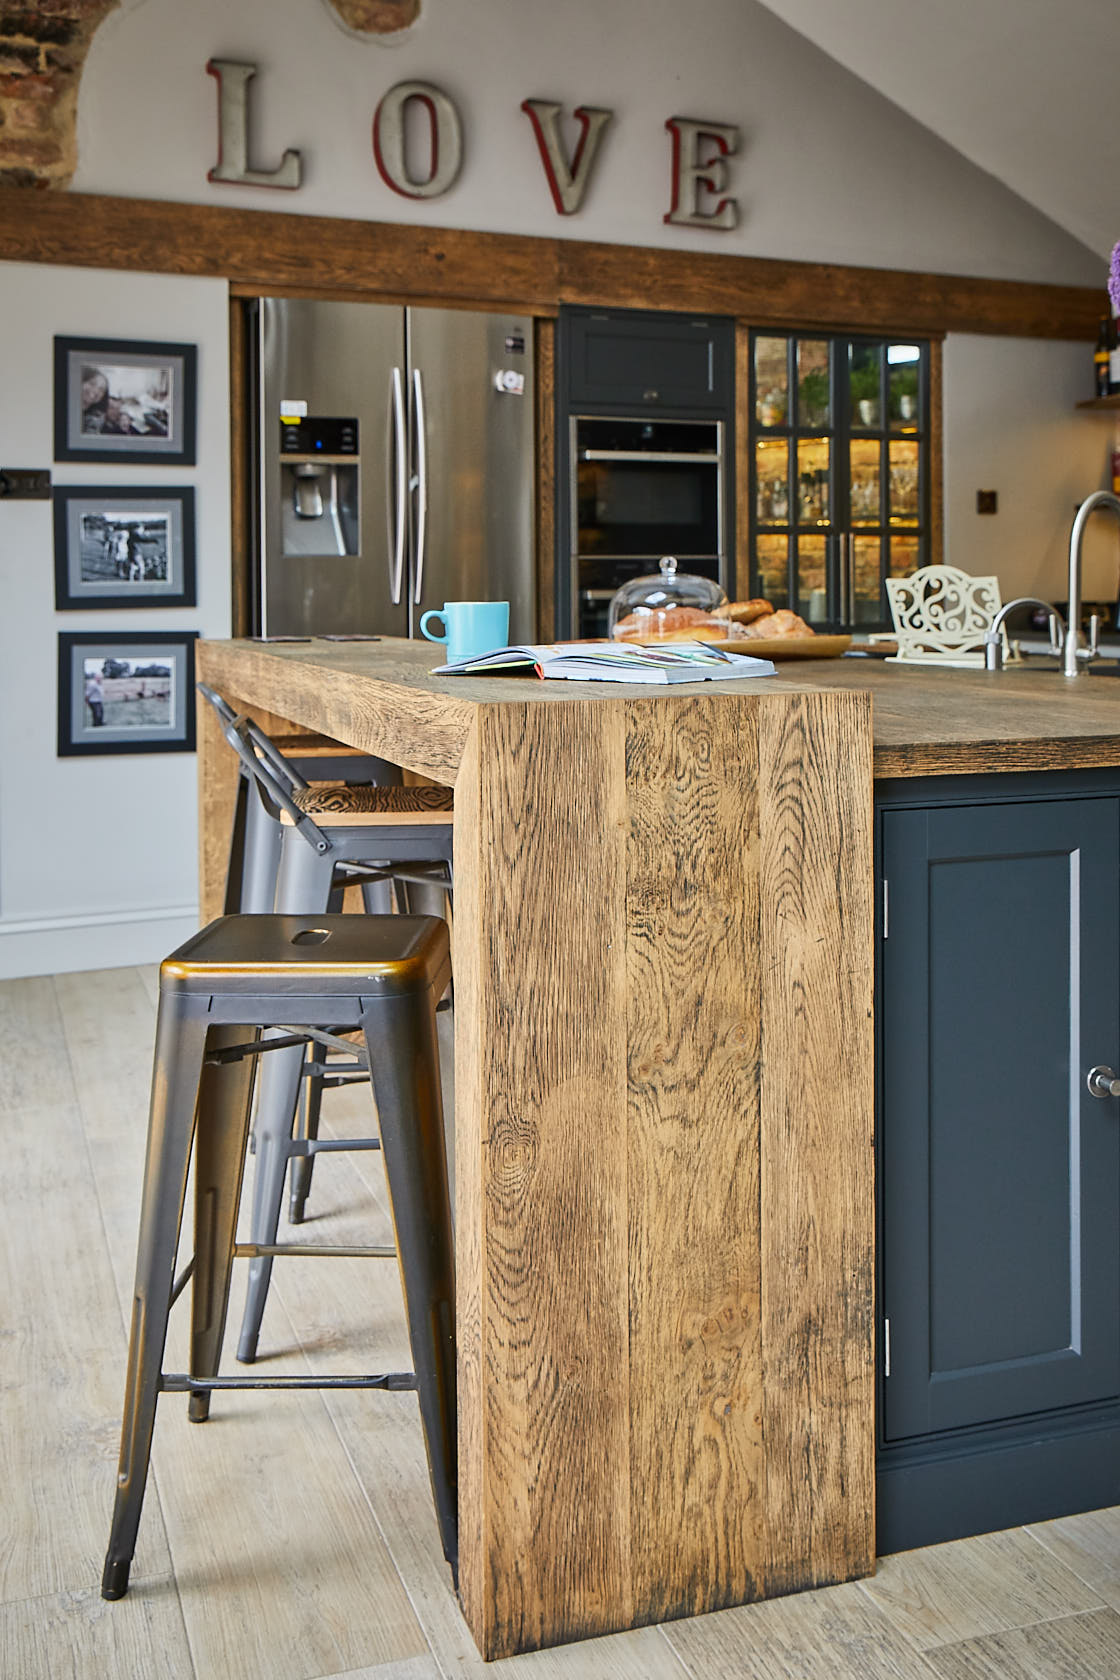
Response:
[74,0,1100,285]
[0,262,230,978]
[944,336,1120,605]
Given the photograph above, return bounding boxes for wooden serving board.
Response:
[616,633,851,659]
[734,633,852,660]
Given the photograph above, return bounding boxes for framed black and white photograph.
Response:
[58,631,198,757]
[53,336,197,465]
[53,485,196,610]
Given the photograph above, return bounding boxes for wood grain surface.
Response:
[0,188,1102,340]
[455,699,631,1656]
[757,690,875,1594]
[624,695,765,1626]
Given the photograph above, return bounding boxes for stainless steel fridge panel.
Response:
[259,298,408,638]
[406,308,535,644]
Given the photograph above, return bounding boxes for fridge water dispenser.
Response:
[278,416,360,559]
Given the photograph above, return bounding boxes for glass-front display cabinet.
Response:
[748,332,930,630]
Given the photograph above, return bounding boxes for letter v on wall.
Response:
[521,99,613,215]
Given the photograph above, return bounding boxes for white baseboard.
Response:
[0,905,199,979]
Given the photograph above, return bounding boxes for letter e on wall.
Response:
[664,116,739,230]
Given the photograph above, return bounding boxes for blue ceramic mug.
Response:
[420,600,510,664]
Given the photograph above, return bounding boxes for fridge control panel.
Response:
[279,416,359,456]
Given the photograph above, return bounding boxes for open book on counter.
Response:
[433,641,778,684]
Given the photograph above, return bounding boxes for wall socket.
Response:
[0,468,51,500]
[976,489,998,515]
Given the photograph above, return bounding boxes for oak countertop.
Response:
[197,638,1120,782]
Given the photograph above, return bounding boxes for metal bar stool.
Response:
[197,683,404,916]
[226,723,455,1362]
[100,913,456,1603]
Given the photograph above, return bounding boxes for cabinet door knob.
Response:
[1087,1065,1120,1098]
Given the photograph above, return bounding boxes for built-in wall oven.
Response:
[568,415,728,638]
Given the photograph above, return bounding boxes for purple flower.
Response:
[1110,243,1120,316]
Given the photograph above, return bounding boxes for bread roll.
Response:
[738,608,812,638]
[612,605,730,642]
[717,598,774,625]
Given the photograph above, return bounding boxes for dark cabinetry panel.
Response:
[563,307,732,412]
[877,772,1120,1552]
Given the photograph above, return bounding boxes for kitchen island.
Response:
[194,639,1120,1660]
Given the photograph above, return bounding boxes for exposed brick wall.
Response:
[323,1,419,33]
[0,0,119,187]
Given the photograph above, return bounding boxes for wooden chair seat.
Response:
[281,784,454,827]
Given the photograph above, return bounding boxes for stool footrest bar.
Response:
[161,1371,417,1392]
[288,1136,381,1156]
[169,1257,194,1308]
[232,1241,396,1258]
[206,1026,368,1069]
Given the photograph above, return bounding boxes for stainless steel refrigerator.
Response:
[251,297,535,641]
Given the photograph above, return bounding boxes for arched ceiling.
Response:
[754,0,1116,264]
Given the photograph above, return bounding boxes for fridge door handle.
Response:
[411,366,429,605]
[387,366,407,605]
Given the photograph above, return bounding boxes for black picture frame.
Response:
[53,335,197,466]
[53,485,197,610]
[58,630,198,757]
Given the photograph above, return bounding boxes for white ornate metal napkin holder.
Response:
[885,564,1003,668]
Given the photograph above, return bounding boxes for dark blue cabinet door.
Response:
[880,794,1120,1444]
[563,308,732,411]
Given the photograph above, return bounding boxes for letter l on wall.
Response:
[521,99,613,215]
[207,60,302,190]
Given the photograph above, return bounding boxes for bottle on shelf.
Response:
[1109,316,1120,396]
[1096,316,1112,398]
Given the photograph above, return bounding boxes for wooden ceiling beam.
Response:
[0,186,1102,339]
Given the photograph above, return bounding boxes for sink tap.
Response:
[983,597,1065,671]
[1063,490,1120,677]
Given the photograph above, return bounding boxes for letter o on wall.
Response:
[373,80,463,198]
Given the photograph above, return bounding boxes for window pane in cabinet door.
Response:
[888,344,921,429]
[755,336,789,427]
[797,339,830,428]
[797,437,830,525]
[888,533,921,578]
[853,534,884,625]
[756,534,789,609]
[756,437,789,523]
[889,439,920,525]
[797,534,828,624]
[850,436,881,527]
[850,342,884,430]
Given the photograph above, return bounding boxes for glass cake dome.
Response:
[608,556,729,642]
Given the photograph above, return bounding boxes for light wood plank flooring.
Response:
[4,963,1120,1679]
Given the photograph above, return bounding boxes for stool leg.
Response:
[102,999,210,1601]
[288,1038,325,1225]
[240,787,282,914]
[288,875,351,1219]
[223,772,249,915]
[361,875,395,915]
[237,833,336,1361]
[361,982,458,1580]
[188,1028,257,1421]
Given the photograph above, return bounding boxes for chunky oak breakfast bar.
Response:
[198,640,1120,1660]
[196,636,876,1660]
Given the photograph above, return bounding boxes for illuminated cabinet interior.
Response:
[749,332,930,631]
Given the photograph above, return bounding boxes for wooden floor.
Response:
[6,964,1120,1679]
